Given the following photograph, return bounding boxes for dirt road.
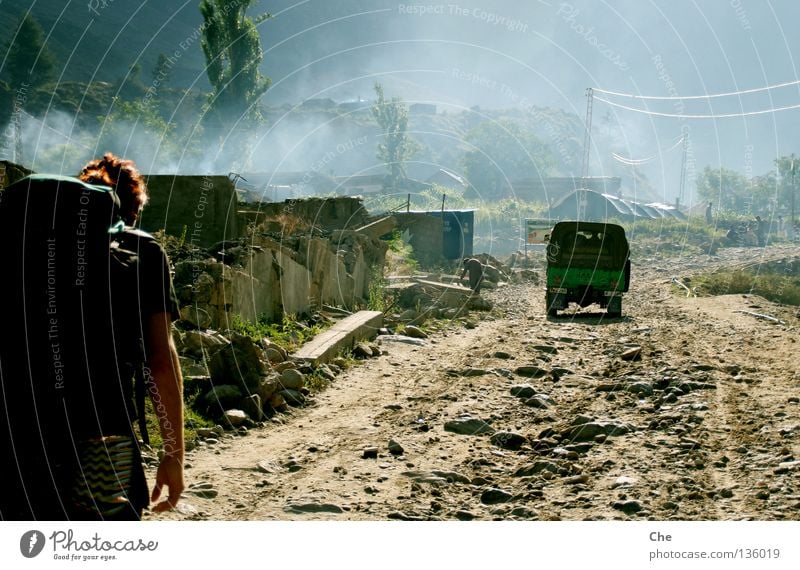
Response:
[148,245,800,521]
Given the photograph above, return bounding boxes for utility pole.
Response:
[579,88,594,221]
[678,133,688,210]
[791,153,796,227]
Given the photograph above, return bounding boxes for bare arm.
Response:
[143,311,185,512]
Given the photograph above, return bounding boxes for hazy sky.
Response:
[3,0,800,201]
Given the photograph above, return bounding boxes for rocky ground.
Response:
[145,244,800,521]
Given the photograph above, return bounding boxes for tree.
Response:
[371,83,420,191]
[771,155,798,213]
[151,53,174,87]
[462,119,554,199]
[1,13,56,90]
[199,0,271,124]
[695,165,753,212]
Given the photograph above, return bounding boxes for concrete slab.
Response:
[292,310,383,365]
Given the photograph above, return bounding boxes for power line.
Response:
[594,94,800,119]
[593,78,800,101]
[611,135,685,165]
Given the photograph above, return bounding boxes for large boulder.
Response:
[208,333,270,392]
[182,330,230,359]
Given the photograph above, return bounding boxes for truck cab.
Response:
[545,221,630,317]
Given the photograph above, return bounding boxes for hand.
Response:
[151,454,184,512]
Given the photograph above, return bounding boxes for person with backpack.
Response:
[0,153,184,520]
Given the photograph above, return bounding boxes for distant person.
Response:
[461,257,484,293]
[755,215,768,246]
[777,215,785,238]
[0,153,184,520]
[705,202,714,224]
[743,223,758,247]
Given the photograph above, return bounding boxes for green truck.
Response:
[545,221,631,317]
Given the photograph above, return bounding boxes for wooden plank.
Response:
[292,310,383,365]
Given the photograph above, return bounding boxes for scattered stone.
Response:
[363,447,379,459]
[564,420,632,442]
[509,506,537,519]
[269,392,287,410]
[209,333,270,391]
[450,367,494,377]
[403,325,428,339]
[256,459,283,474]
[285,502,344,514]
[430,470,471,484]
[612,500,643,514]
[278,389,305,407]
[755,490,770,500]
[480,488,513,505]
[188,482,217,499]
[223,409,247,427]
[564,474,589,485]
[444,416,495,436]
[180,357,209,377]
[317,364,336,381]
[273,361,296,374]
[491,351,514,359]
[256,376,280,403]
[353,343,374,358]
[621,347,642,361]
[203,385,243,410]
[531,345,558,355]
[510,384,537,398]
[490,431,527,451]
[280,368,305,390]
[515,365,549,378]
[182,330,229,359]
[625,382,654,396]
[179,305,212,329]
[523,394,554,409]
[387,511,427,521]
[401,471,449,485]
[377,335,427,346]
[388,439,405,456]
[564,443,593,454]
[774,461,800,474]
[455,510,476,521]
[611,476,638,489]
[240,394,263,422]
[720,488,734,498]
[264,347,285,364]
[514,461,560,477]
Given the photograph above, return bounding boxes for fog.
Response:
[2,0,800,205]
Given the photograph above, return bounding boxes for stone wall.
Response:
[174,228,388,329]
[140,174,239,248]
[240,196,369,232]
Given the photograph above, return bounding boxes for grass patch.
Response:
[693,267,800,306]
[230,313,324,352]
[138,392,214,452]
[626,218,724,257]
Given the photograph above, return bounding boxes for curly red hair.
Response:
[79,152,148,225]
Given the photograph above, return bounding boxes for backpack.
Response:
[0,175,149,518]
